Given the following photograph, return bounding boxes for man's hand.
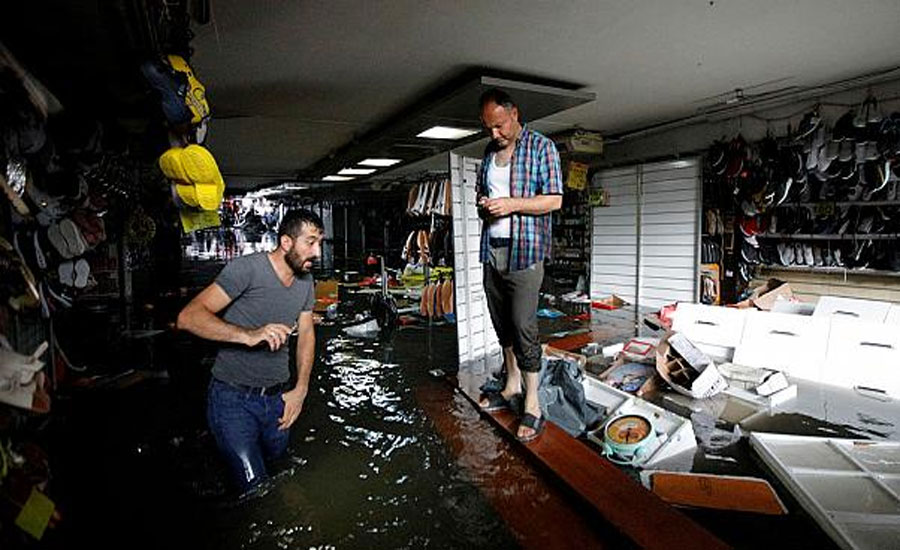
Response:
[479,197,518,218]
[245,323,293,351]
[279,386,308,430]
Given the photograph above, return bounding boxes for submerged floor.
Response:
[41,323,627,549]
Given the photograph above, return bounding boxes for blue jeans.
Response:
[206,378,290,491]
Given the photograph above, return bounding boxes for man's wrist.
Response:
[237,327,252,347]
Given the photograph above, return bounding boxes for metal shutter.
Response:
[591,166,639,304]
[591,159,700,312]
[639,160,700,309]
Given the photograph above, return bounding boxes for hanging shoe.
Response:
[796,110,821,140]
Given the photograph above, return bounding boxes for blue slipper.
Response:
[517,413,545,443]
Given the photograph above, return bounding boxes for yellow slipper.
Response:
[181,144,220,184]
[158,147,189,181]
[174,182,199,207]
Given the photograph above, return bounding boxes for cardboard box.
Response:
[656,332,727,399]
[314,279,339,312]
[543,344,587,369]
[592,294,627,310]
[751,282,793,311]
[599,356,660,396]
[734,282,794,311]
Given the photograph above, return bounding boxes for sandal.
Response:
[479,391,516,412]
[517,413,545,443]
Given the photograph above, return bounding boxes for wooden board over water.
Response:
[457,387,731,550]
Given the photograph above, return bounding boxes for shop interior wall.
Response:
[597,78,900,303]
[329,187,413,273]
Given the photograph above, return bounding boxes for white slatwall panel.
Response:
[590,160,699,311]
[591,166,638,304]
[639,160,700,309]
[451,153,501,372]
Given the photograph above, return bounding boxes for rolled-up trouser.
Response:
[483,243,543,372]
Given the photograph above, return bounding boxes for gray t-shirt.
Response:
[211,253,315,387]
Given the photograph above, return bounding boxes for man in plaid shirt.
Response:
[476,88,563,442]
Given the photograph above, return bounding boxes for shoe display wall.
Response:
[704,100,900,295]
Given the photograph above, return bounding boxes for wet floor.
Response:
[43,323,623,549]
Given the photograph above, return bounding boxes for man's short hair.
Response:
[479,88,517,111]
[278,208,324,239]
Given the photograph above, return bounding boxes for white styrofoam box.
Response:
[732,311,831,381]
[823,317,900,398]
[671,303,749,362]
[751,433,900,550]
[771,301,816,316]
[886,304,900,326]
[582,375,696,468]
[812,296,891,324]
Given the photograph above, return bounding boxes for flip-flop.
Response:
[181,144,220,184]
[58,260,74,286]
[174,182,199,207]
[433,282,444,317]
[441,280,453,314]
[158,147,189,181]
[59,218,87,256]
[73,258,90,289]
[32,230,47,269]
[47,222,72,259]
[517,413,545,443]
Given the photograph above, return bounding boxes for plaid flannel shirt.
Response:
[478,125,563,271]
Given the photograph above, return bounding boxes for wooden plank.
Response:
[544,332,593,351]
[648,472,787,516]
[415,378,624,549]
[455,390,730,550]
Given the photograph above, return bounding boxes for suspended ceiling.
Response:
[5,1,900,190]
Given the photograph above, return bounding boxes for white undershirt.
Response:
[487,155,512,239]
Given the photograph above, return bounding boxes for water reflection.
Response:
[202,327,519,550]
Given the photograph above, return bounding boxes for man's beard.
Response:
[285,248,312,274]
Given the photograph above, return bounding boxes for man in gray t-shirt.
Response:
[177,209,324,491]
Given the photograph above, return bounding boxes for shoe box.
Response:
[732,311,831,382]
[822,317,900,398]
[673,299,900,398]
[811,296,892,323]
[886,304,900,326]
[671,302,748,362]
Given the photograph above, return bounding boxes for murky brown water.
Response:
[48,324,620,549]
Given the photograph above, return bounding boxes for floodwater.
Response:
[45,323,622,550]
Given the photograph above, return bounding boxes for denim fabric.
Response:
[206,378,289,491]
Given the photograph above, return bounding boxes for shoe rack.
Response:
[704,102,900,302]
[700,162,734,304]
[549,186,590,292]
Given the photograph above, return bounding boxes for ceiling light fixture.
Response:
[323,175,354,181]
[337,168,377,176]
[416,125,480,140]
[358,158,402,167]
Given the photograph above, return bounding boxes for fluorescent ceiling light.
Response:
[358,158,402,167]
[323,175,354,182]
[337,168,377,176]
[416,125,480,140]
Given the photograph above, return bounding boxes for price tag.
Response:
[813,203,835,217]
[566,161,588,190]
